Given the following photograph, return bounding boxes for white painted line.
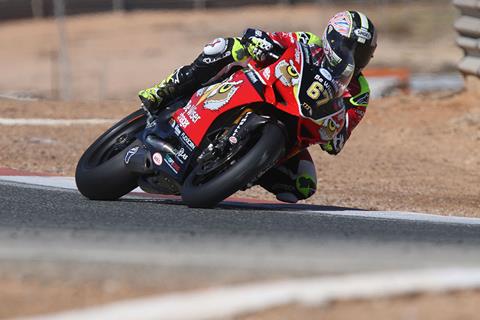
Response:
[17,268,480,320]
[0,118,116,126]
[1,175,480,225]
[0,176,144,193]
[302,209,480,225]
[0,93,38,101]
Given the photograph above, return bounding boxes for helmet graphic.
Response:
[322,11,377,76]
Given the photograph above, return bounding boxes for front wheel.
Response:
[181,123,286,208]
[75,109,147,200]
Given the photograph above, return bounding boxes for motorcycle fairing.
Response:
[171,71,265,146]
[255,43,346,146]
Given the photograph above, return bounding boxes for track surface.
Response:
[1,179,480,276]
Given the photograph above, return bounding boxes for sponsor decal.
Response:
[146,119,157,129]
[203,38,227,55]
[320,68,332,81]
[124,146,139,164]
[173,122,181,136]
[262,68,271,80]
[352,92,370,106]
[245,70,258,84]
[231,112,251,138]
[295,47,301,64]
[297,32,311,44]
[165,154,180,174]
[275,60,300,87]
[175,147,188,164]
[152,152,163,166]
[196,87,207,97]
[354,28,372,42]
[171,119,196,151]
[229,136,238,144]
[302,102,313,117]
[314,74,335,100]
[182,102,201,123]
[180,132,196,151]
[289,33,295,44]
[177,113,190,128]
[202,51,231,64]
[197,77,243,111]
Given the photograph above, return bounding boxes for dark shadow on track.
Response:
[121,196,364,212]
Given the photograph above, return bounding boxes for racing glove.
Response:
[241,28,276,62]
[320,127,346,155]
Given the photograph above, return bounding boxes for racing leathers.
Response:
[139,29,371,203]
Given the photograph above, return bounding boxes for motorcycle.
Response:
[75,41,346,208]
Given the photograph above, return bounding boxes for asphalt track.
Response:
[1,178,480,277]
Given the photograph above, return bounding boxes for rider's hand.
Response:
[320,130,346,155]
[242,28,275,62]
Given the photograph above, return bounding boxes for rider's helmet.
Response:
[321,11,377,91]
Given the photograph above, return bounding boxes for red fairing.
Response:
[268,32,299,48]
[172,72,264,146]
[172,31,355,154]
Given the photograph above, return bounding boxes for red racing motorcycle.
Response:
[75,42,346,208]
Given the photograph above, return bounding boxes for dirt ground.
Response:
[3,268,480,319]
[0,2,461,100]
[0,261,285,319]
[237,290,480,320]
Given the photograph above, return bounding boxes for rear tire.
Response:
[181,123,286,208]
[75,109,146,200]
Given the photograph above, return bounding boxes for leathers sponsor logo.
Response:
[202,51,231,64]
[297,32,311,44]
[203,38,227,55]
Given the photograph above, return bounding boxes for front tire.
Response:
[75,109,146,200]
[181,123,286,208]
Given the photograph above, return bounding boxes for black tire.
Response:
[181,123,286,208]
[75,109,147,200]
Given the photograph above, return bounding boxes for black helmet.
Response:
[322,11,377,76]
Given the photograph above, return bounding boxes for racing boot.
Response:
[139,66,197,113]
[258,150,317,203]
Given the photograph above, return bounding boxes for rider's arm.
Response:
[321,73,370,155]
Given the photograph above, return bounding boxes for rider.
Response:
[139,11,377,203]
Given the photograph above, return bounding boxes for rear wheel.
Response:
[75,109,146,200]
[181,123,286,208]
